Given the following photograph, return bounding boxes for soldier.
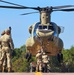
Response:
[36,50,42,72]
[0,44,1,53]
[0,30,5,72]
[42,52,49,72]
[0,44,2,71]
[0,27,14,72]
[30,62,36,72]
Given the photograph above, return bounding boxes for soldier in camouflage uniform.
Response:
[42,52,49,72]
[36,50,43,72]
[0,27,14,72]
[0,30,5,72]
[0,44,2,71]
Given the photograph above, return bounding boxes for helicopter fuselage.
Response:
[26,22,63,56]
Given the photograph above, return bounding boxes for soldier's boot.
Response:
[2,66,5,72]
[8,67,11,72]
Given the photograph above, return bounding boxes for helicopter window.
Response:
[38,26,43,29]
[48,26,54,30]
[43,26,47,29]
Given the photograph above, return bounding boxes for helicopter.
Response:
[0,0,74,62]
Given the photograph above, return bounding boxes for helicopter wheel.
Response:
[25,51,32,62]
[57,53,63,63]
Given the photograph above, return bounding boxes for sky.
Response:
[0,0,74,49]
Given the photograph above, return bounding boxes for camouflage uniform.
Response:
[42,52,49,72]
[0,44,2,71]
[0,31,5,71]
[0,44,2,61]
[36,50,42,72]
[0,28,14,72]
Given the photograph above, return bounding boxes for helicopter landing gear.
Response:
[57,53,63,63]
[25,51,32,62]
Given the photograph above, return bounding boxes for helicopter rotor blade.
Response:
[0,5,40,10]
[21,12,38,15]
[54,8,74,12]
[0,0,25,7]
[52,5,74,9]
[0,0,40,10]
[0,6,27,9]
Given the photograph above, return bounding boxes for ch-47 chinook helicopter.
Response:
[0,0,74,62]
